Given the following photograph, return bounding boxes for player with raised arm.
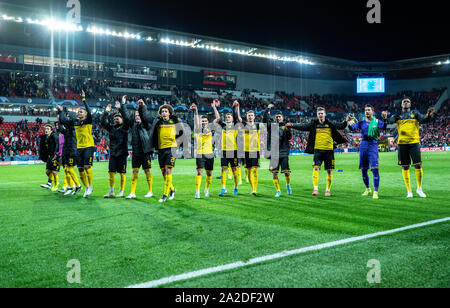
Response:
[390,97,435,198]
[217,100,241,197]
[286,107,348,197]
[235,102,265,196]
[264,104,293,197]
[57,112,81,196]
[56,90,95,198]
[190,102,218,199]
[139,101,184,203]
[118,96,154,199]
[348,105,388,199]
[39,124,60,192]
[101,101,129,198]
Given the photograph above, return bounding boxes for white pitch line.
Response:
[126,217,450,288]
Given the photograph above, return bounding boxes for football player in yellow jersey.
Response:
[56,90,95,198]
[139,101,186,203]
[234,105,264,196]
[190,102,220,199]
[287,107,348,197]
[217,100,241,196]
[390,97,435,198]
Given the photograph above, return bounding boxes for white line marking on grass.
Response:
[126,217,450,288]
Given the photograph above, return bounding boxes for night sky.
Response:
[1,0,449,62]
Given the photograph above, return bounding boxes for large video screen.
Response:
[357,78,385,93]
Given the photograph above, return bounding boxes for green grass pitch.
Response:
[0,152,448,288]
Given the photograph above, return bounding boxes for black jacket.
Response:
[264,109,292,158]
[57,119,77,156]
[119,104,152,155]
[292,119,348,154]
[138,106,186,152]
[39,132,59,162]
[101,111,129,157]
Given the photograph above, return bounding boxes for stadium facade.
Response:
[0,4,450,97]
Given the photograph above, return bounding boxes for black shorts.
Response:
[62,153,77,167]
[132,153,152,170]
[221,151,238,168]
[398,143,422,166]
[158,148,176,169]
[245,152,260,169]
[77,147,95,167]
[269,156,290,173]
[46,157,61,172]
[313,150,335,170]
[196,155,214,171]
[109,155,128,173]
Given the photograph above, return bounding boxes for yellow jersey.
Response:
[393,112,429,145]
[220,121,237,151]
[244,123,261,153]
[314,123,333,151]
[195,129,213,155]
[158,120,177,149]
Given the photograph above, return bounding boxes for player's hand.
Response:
[106,104,112,113]
[286,123,293,128]
[427,107,435,117]
[122,95,127,104]
[213,99,220,108]
[81,90,85,97]
[268,104,275,109]
[190,103,197,111]
[346,115,351,122]
[55,105,63,112]
[232,100,239,108]
[381,111,388,119]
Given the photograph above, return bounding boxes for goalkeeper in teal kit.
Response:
[348,104,388,199]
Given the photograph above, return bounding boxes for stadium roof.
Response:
[0,3,450,81]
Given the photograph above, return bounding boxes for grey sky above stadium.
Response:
[1,0,449,62]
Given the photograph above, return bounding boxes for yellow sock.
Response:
[109,172,116,189]
[237,167,242,182]
[221,170,227,189]
[86,168,93,187]
[79,169,88,187]
[312,170,319,189]
[131,172,138,194]
[62,170,68,188]
[53,173,59,187]
[145,170,153,193]
[273,179,280,191]
[195,175,202,191]
[285,173,291,186]
[248,169,253,190]
[67,169,75,187]
[415,168,423,189]
[164,174,172,196]
[402,169,412,191]
[326,173,333,191]
[48,173,54,183]
[245,168,249,182]
[233,170,239,188]
[68,168,80,187]
[120,173,126,191]
[205,175,212,190]
[228,167,233,179]
[169,171,174,191]
[253,169,259,191]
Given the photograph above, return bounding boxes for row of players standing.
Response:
[39,92,435,201]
